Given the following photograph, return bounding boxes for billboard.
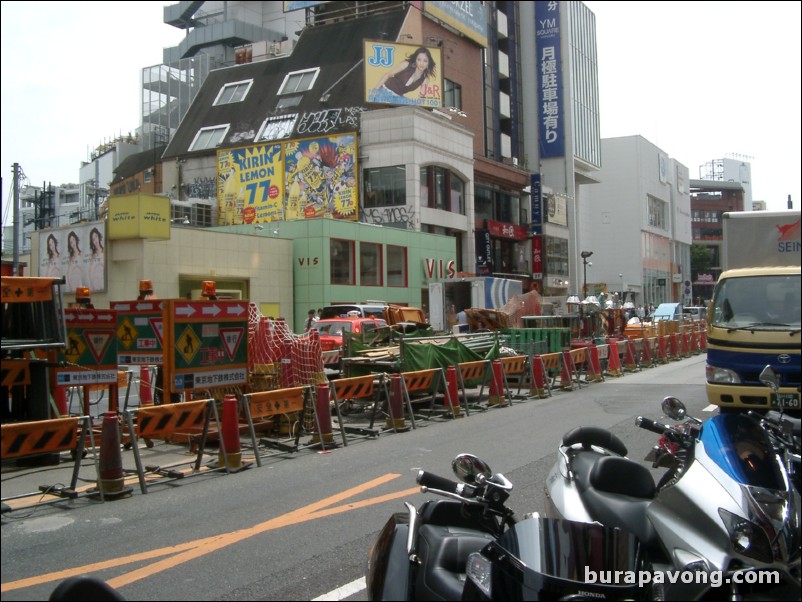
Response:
[284,133,358,221]
[108,194,171,240]
[364,41,443,107]
[536,0,565,158]
[218,143,284,224]
[39,221,107,294]
[424,1,488,47]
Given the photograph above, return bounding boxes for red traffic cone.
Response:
[445,366,462,417]
[218,394,242,469]
[489,359,508,406]
[97,411,132,498]
[386,374,406,431]
[53,386,68,417]
[311,383,335,446]
[139,366,153,406]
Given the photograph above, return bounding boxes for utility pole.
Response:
[12,163,20,275]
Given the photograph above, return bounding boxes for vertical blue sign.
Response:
[536,1,565,158]
[530,173,543,235]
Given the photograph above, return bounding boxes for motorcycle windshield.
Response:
[700,414,785,489]
[499,517,641,575]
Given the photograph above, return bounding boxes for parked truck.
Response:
[428,277,523,332]
[706,210,801,413]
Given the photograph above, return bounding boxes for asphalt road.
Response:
[1,354,710,601]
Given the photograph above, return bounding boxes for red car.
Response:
[310,317,388,365]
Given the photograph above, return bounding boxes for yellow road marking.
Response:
[1,474,418,593]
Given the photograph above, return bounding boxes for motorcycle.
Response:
[544,389,801,600]
[366,453,654,600]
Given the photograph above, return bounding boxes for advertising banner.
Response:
[284,133,358,220]
[218,143,284,224]
[364,41,443,107]
[40,221,107,293]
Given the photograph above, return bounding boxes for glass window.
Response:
[214,80,253,105]
[363,166,406,207]
[444,79,462,110]
[330,239,354,285]
[360,242,382,287]
[420,166,466,215]
[189,125,229,151]
[387,245,407,287]
[279,68,320,95]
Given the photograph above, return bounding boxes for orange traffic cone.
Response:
[311,383,335,446]
[218,394,242,469]
[139,366,154,406]
[531,356,548,397]
[606,341,623,377]
[97,411,132,499]
[489,360,508,406]
[386,374,406,431]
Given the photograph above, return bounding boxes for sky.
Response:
[2,1,800,224]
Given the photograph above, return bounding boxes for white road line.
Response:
[313,577,366,601]
[703,404,718,412]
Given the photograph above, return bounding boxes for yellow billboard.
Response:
[217,143,284,225]
[284,134,358,221]
[364,41,443,107]
[108,194,170,241]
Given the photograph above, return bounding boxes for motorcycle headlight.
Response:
[706,365,742,384]
[466,552,492,597]
[719,509,773,563]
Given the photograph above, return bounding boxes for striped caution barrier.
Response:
[1,415,102,506]
[329,374,389,443]
[402,368,458,419]
[123,399,220,494]
[498,355,530,401]
[457,360,492,413]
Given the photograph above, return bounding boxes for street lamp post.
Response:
[619,273,624,304]
[581,251,593,299]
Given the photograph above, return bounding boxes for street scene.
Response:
[2,1,800,601]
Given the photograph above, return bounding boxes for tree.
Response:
[690,244,712,280]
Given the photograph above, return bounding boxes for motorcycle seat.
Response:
[562,426,628,457]
[415,524,496,601]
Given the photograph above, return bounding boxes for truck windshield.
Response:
[711,275,801,329]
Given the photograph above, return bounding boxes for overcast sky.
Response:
[2,1,800,224]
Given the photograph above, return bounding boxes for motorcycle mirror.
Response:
[661,396,687,421]
[452,453,492,484]
[758,365,780,392]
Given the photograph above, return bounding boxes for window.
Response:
[214,80,253,105]
[330,239,355,285]
[444,79,462,110]
[256,114,298,142]
[278,68,320,95]
[277,95,303,110]
[360,242,383,287]
[647,195,667,231]
[420,166,465,214]
[387,245,407,287]
[363,166,406,207]
[189,125,229,151]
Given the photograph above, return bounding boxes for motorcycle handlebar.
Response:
[416,470,476,497]
[636,416,672,436]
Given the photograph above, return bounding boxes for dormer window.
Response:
[256,114,298,142]
[278,68,319,95]
[189,124,230,151]
[214,79,253,105]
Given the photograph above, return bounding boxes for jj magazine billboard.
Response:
[364,41,442,108]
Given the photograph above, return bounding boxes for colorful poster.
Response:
[39,221,107,294]
[283,134,358,221]
[217,143,284,225]
[364,41,442,107]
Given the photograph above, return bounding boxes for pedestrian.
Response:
[305,309,317,331]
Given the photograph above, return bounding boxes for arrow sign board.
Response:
[163,300,249,395]
[57,308,118,385]
[111,299,166,365]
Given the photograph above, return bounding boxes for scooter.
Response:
[544,392,801,600]
[366,453,653,600]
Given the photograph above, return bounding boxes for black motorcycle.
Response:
[366,453,653,601]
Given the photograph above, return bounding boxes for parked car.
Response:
[319,304,387,320]
[310,317,389,375]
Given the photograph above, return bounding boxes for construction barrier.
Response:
[456,360,492,413]
[402,368,458,420]
[329,374,390,444]
[497,355,530,402]
[1,416,102,506]
[241,386,307,464]
[123,399,220,494]
[605,339,624,377]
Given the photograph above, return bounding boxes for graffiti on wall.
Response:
[296,107,365,135]
[183,177,215,200]
[362,205,416,229]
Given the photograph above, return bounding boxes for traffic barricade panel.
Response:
[456,360,491,413]
[1,416,102,507]
[402,368,456,420]
[242,386,308,463]
[498,355,531,401]
[329,374,388,444]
